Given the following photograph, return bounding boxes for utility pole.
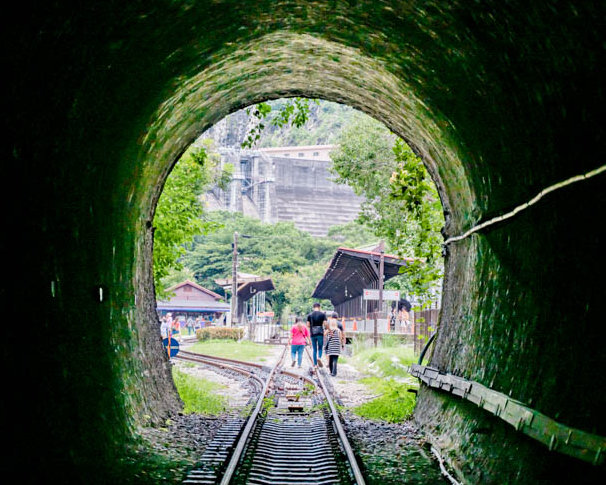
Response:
[231,231,238,327]
[374,240,385,348]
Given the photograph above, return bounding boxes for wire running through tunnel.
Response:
[443,163,606,246]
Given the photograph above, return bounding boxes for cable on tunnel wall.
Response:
[443,163,606,246]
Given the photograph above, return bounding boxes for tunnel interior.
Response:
[7,1,606,483]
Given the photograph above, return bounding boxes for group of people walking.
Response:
[288,303,345,377]
[160,314,209,338]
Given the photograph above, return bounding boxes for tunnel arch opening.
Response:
[151,94,448,316]
[121,27,604,485]
[10,2,606,484]
[126,33,470,479]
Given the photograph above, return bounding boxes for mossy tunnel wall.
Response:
[6,1,605,483]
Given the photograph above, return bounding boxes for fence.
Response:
[243,322,291,344]
[240,309,438,350]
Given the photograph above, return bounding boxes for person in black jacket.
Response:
[307,303,327,368]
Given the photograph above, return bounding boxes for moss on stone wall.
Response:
[6,1,605,483]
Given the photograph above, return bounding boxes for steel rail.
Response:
[178,348,317,387]
[174,352,265,387]
[218,345,288,485]
[179,345,364,483]
[305,348,367,485]
[179,350,265,369]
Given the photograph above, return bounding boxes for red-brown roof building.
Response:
[156,280,230,316]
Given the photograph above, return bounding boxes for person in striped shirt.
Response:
[324,317,344,376]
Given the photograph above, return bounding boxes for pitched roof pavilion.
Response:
[156,280,230,312]
[214,272,275,302]
[312,247,413,307]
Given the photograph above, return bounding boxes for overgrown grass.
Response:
[349,339,418,378]
[188,339,274,361]
[353,376,417,422]
[348,338,421,422]
[172,368,226,415]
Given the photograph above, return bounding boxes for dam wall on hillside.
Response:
[207,147,363,236]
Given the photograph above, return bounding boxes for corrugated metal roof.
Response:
[312,247,412,306]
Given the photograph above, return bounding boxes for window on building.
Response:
[284,153,290,157]
[298,152,304,157]
[313,152,319,157]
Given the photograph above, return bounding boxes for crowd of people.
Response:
[287,302,346,377]
[160,313,214,339]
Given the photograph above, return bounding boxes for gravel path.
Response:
[143,341,447,484]
[343,412,448,485]
[328,361,375,407]
[126,413,227,483]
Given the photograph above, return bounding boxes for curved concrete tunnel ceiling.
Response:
[7,1,606,484]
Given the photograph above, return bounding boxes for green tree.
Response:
[277,262,330,317]
[182,211,340,319]
[153,140,232,298]
[330,113,444,303]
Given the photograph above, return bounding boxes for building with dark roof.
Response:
[214,272,275,323]
[312,247,412,319]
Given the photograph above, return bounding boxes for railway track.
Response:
[176,346,365,485]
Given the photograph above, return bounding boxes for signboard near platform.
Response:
[363,289,400,301]
[257,311,275,317]
[162,337,180,357]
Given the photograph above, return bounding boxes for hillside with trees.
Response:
[155,98,445,318]
[181,211,375,318]
[202,99,356,148]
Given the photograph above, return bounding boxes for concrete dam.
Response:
[206,145,364,236]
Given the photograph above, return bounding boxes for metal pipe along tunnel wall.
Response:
[6,1,606,483]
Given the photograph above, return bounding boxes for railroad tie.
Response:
[244,415,341,484]
[182,415,247,484]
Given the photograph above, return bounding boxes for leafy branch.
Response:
[153,140,231,298]
[242,98,319,148]
[329,113,444,303]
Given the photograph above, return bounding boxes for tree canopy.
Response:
[182,211,337,317]
[330,112,444,303]
[153,140,232,298]
[180,212,376,319]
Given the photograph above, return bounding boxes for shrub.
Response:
[196,326,244,341]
